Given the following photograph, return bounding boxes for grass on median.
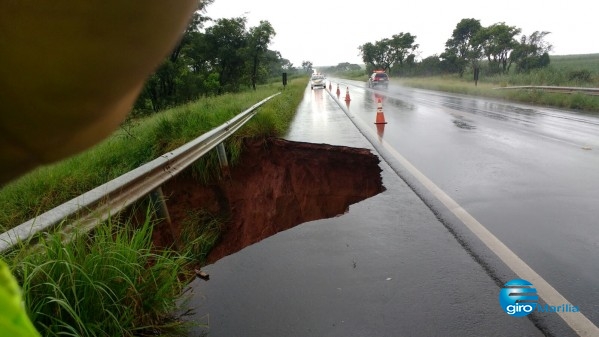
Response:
[395,75,599,112]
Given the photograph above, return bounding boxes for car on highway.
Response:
[368,71,389,89]
[310,74,326,89]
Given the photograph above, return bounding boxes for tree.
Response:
[359,40,392,72]
[388,33,419,67]
[204,17,248,92]
[279,57,294,71]
[263,50,287,77]
[135,3,214,112]
[132,4,288,114]
[247,21,275,90]
[333,62,361,72]
[170,8,213,64]
[418,55,443,76]
[302,61,313,74]
[359,33,418,74]
[476,22,521,74]
[510,31,552,72]
[358,42,377,70]
[442,18,483,77]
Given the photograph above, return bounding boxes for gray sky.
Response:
[203,0,596,67]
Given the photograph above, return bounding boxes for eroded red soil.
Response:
[156,137,385,264]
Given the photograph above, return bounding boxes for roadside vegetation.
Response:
[395,54,599,112]
[9,212,191,337]
[320,17,599,113]
[129,2,312,116]
[0,77,307,335]
[329,53,599,113]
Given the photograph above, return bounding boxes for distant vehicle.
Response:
[368,71,389,89]
[311,74,326,89]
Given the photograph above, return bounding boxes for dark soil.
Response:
[154,137,385,264]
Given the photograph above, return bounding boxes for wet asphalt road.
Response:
[183,80,599,336]
[331,78,599,328]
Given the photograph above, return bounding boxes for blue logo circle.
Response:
[499,279,538,317]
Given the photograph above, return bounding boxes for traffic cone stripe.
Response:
[374,98,387,124]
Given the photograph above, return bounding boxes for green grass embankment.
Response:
[0,78,307,232]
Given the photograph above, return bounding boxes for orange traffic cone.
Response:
[374,98,387,124]
[345,87,351,102]
[336,84,340,97]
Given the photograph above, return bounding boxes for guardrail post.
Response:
[216,142,231,179]
[149,186,179,249]
[149,186,171,224]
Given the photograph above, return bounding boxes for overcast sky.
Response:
[202,0,596,67]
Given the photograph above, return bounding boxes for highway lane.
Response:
[186,84,552,337]
[328,78,599,328]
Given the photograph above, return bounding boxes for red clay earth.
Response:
[154,137,385,265]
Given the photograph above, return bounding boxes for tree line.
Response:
[133,1,300,115]
[135,8,555,116]
[357,18,552,78]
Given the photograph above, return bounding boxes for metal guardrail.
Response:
[0,92,281,253]
[494,86,599,95]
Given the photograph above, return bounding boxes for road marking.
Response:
[375,138,599,336]
[328,88,599,336]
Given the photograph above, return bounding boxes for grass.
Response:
[395,74,599,112]
[550,53,599,74]
[0,77,308,336]
[5,206,193,336]
[179,209,225,264]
